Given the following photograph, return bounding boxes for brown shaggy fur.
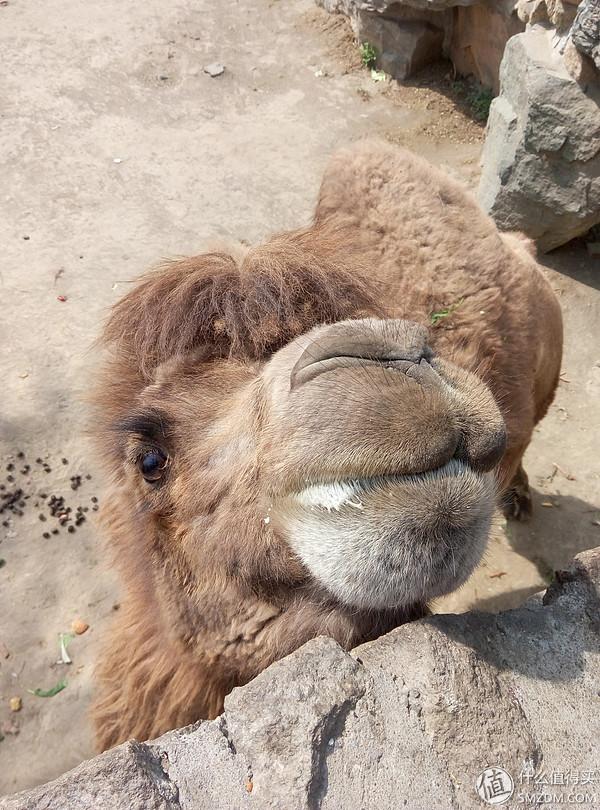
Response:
[104,230,381,375]
[91,141,562,750]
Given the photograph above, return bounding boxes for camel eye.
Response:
[138,449,168,483]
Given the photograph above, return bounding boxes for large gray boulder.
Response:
[478,25,600,251]
[3,546,600,809]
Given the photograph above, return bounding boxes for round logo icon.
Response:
[476,767,515,805]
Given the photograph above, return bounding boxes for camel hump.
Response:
[314,139,492,240]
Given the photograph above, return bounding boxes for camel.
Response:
[91,140,562,750]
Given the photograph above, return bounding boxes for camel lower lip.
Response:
[282,458,494,610]
[292,460,474,511]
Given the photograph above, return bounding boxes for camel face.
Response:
[118,317,504,614]
[261,318,504,609]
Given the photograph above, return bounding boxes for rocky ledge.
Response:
[2,546,600,809]
[318,0,600,250]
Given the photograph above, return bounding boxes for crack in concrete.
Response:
[306,681,367,809]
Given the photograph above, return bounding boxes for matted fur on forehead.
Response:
[103,226,380,377]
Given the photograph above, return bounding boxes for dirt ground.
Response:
[1,0,598,796]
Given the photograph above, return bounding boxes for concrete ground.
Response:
[0,0,598,795]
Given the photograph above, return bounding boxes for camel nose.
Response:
[290,318,432,390]
[454,423,507,473]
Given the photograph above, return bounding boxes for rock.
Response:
[316,0,354,12]
[517,0,581,31]
[351,0,478,8]
[564,37,599,83]
[317,0,479,8]
[316,0,526,88]
[478,26,600,251]
[571,0,600,68]
[318,0,598,248]
[0,741,180,810]
[449,4,525,93]
[3,546,600,809]
[203,63,225,78]
[355,12,445,79]
[223,639,368,809]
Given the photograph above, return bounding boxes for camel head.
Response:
[96,231,506,638]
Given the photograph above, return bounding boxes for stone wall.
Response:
[318,0,600,250]
[317,2,587,90]
[3,547,600,809]
[317,0,528,91]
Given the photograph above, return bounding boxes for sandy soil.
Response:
[1,0,598,795]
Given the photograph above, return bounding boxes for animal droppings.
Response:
[1,451,98,537]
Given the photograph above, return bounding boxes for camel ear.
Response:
[102,234,378,377]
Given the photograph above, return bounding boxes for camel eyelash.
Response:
[116,410,170,443]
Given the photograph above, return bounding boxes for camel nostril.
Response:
[454,424,507,473]
[291,352,430,389]
[289,319,433,390]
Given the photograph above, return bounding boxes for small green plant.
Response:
[466,86,494,122]
[430,299,464,326]
[451,79,494,122]
[359,41,378,70]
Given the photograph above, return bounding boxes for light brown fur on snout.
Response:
[91,141,562,750]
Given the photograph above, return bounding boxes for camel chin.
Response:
[275,460,495,610]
